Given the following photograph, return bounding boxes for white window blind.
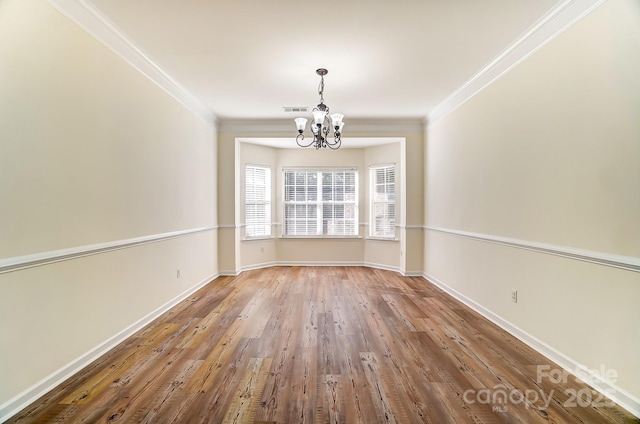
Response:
[245,165,271,238]
[283,169,358,236]
[370,164,395,238]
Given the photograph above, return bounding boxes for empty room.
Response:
[1,0,638,422]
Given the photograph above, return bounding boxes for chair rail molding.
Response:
[426,226,640,273]
[0,227,216,275]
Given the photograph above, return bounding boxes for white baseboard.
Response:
[362,261,403,274]
[239,261,278,272]
[402,270,425,277]
[0,272,219,423]
[234,261,420,277]
[422,272,640,418]
[275,261,364,267]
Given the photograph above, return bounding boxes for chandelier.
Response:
[294,68,344,150]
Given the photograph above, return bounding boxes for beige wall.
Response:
[0,0,217,407]
[217,130,237,273]
[425,0,640,402]
[5,0,635,416]
[8,0,639,417]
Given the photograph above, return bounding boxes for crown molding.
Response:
[427,0,607,125]
[47,0,606,131]
[47,0,216,126]
[218,118,425,135]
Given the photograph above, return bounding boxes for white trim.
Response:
[426,226,640,273]
[219,223,282,229]
[402,271,424,277]
[369,164,396,239]
[365,237,400,242]
[46,0,215,125]
[234,261,418,276]
[281,166,359,171]
[234,262,415,277]
[219,118,424,134]
[282,168,359,238]
[238,261,403,274]
[0,272,219,423]
[363,262,403,274]
[0,227,216,275]
[244,164,272,240]
[278,236,363,240]
[369,163,396,170]
[242,236,275,242]
[398,224,424,230]
[427,0,606,125]
[238,136,405,151]
[239,261,278,272]
[276,261,364,267]
[240,222,282,228]
[422,272,640,418]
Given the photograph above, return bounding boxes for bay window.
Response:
[369,164,395,239]
[283,169,358,237]
[245,165,271,238]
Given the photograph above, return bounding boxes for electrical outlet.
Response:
[177,269,181,278]
[260,247,264,254]
[511,289,518,303]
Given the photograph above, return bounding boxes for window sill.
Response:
[279,235,362,240]
[243,236,274,242]
[366,237,399,242]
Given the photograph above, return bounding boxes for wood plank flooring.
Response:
[7,267,638,423]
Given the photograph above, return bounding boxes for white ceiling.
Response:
[86,0,562,120]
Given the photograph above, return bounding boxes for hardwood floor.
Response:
[8,267,637,423]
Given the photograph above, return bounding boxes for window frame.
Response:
[244,164,272,240]
[369,164,396,240]
[282,167,359,238]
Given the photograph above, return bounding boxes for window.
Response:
[283,169,358,236]
[245,165,271,238]
[370,164,395,238]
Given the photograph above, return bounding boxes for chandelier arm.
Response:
[325,138,341,150]
[325,133,340,145]
[296,133,315,148]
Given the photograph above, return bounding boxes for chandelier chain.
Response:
[318,74,325,104]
